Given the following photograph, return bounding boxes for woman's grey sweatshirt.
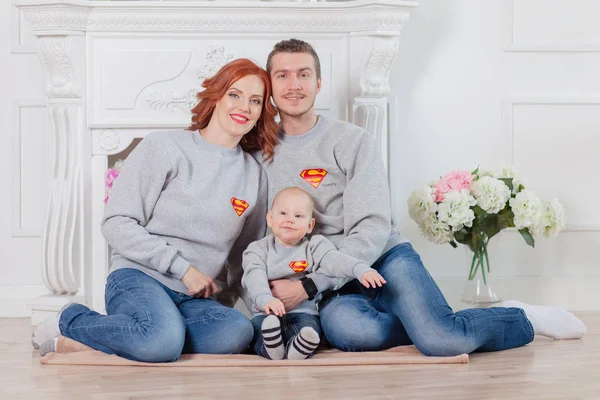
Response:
[101,130,267,306]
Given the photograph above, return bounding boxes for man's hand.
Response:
[181,266,220,298]
[360,270,387,289]
[269,279,308,311]
[264,299,286,317]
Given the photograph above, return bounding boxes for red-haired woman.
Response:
[32,59,279,362]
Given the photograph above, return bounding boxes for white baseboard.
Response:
[1,278,596,321]
[436,277,600,311]
[0,285,48,318]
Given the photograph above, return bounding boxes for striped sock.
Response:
[287,327,320,360]
[261,315,285,360]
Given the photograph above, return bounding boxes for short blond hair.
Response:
[271,187,315,214]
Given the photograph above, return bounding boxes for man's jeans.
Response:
[59,268,254,362]
[250,312,321,359]
[319,243,534,356]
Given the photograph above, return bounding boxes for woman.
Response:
[32,59,279,362]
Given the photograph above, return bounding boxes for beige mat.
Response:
[40,336,468,367]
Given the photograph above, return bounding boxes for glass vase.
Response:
[460,234,502,306]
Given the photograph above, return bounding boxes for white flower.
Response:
[419,214,454,244]
[494,165,522,194]
[471,176,511,214]
[509,190,542,229]
[437,190,476,231]
[408,186,438,223]
[113,159,124,171]
[531,199,567,238]
[477,168,495,178]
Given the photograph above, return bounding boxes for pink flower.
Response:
[104,168,120,204]
[434,170,474,202]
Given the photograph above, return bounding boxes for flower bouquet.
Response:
[104,159,124,204]
[407,167,566,304]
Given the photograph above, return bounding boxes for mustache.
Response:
[283,92,305,97]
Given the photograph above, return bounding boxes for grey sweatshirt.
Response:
[242,234,374,316]
[102,130,267,307]
[254,115,407,293]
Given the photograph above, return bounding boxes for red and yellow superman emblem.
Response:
[230,197,249,217]
[300,169,328,189]
[289,260,309,273]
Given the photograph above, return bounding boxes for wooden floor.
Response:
[1,314,599,400]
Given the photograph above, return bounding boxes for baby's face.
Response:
[267,192,315,247]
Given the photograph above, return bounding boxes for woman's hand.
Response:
[269,279,308,311]
[264,299,286,317]
[181,266,220,298]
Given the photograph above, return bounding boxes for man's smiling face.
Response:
[269,52,321,119]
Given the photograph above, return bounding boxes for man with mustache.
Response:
[253,38,586,356]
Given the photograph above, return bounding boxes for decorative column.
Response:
[351,34,401,173]
[23,8,90,324]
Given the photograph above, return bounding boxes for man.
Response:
[255,39,586,355]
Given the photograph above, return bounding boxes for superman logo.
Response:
[289,260,309,273]
[230,197,249,217]
[300,169,328,189]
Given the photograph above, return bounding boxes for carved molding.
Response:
[146,89,198,113]
[38,36,80,98]
[24,8,89,32]
[359,36,399,97]
[93,129,140,156]
[97,130,120,152]
[144,46,233,113]
[43,104,82,295]
[18,2,411,33]
[197,46,234,79]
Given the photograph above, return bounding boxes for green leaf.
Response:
[454,228,472,246]
[449,241,457,248]
[517,184,525,193]
[518,228,535,248]
[498,206,515,228]
[498,178,513,192]
[473,205,486,217]
[471,166,480,176]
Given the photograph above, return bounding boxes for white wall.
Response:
[389,0,600,310]
[2,0,599,317]
[1,3,48,316]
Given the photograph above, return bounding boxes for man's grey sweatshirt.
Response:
[242,234,374,316]
[254,115,408,293]
[102,130,267,307]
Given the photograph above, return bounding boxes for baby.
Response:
[241,187,386,360]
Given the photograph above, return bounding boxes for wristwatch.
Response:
[300,277,318,301]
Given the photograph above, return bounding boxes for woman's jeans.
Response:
[58,268,254,363]
[250,312,321,359]
[319,243,534,356]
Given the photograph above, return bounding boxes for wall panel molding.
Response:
[11,5,37,54]
[503,94,600,232]
[11,99,47,238]
[506,0,600,52]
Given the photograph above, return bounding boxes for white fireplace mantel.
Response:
[15,0,418,323]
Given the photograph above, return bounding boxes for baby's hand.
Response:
[264,299,286,316]
[361,270,387,288]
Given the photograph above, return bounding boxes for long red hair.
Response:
[189,58,279,160]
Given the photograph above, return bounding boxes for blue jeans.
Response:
[250,313,321,359]
[59,268,254,363]
[319,243,534,356]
